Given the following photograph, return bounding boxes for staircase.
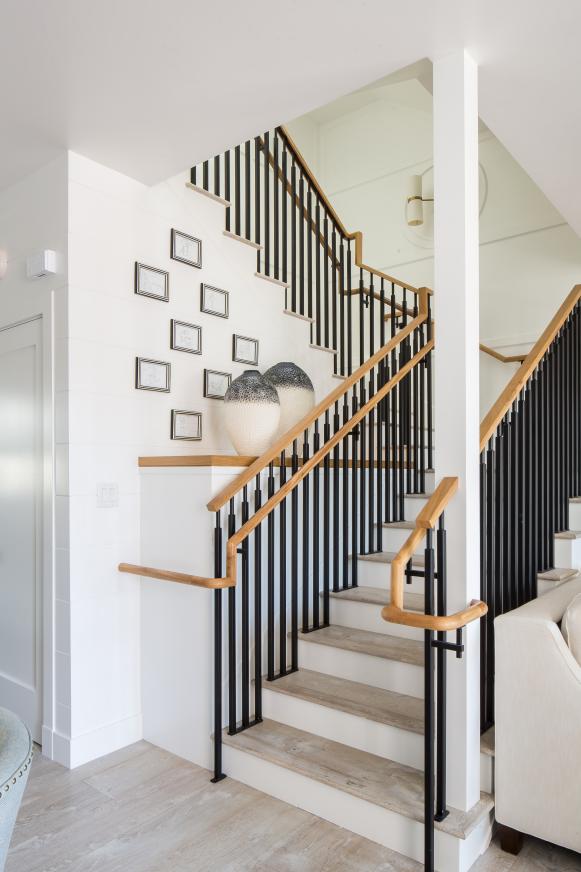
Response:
[120,126,581,872]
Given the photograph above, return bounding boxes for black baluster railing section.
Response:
[191,127,428,379]
[480,293,581,732]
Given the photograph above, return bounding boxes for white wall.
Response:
[0,154,69,761]
[56,152,339,767]
[287,77,581,415]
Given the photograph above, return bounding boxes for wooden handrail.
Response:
[118,563,233,589]
[479,343,526,364]
[480,284,581,451]
[207,288,429,513]
[278,125,432,297]
[120,339,433,593]
[224,339,434,584]
[381,477,488,631]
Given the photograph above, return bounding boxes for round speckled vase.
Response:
[264,362,315,438]
[224,370,281,456]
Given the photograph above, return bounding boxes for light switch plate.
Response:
[26,249,57,278]
[96,483,119,508]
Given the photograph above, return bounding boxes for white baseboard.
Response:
[42,713,143,769]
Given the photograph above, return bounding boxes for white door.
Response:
[0,318,43,741]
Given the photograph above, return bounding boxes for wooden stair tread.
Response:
[554,530,581,540]
[297,624,423,666]
[382,520,417,530]
[223,719,493,840]
[326,585,424,612]
[357,551,425,568]
[538,567,579,582]
[264,668,423,733]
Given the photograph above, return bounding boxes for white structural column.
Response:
[433,51,481,813]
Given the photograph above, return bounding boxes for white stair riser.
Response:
[356,560,426,593]
[537,578,567,596]
[262,687,423,769]
[223,744,492,872]
[553,536,581,569]
[381,526,429,552]
[328,596,424,641]
[297,638,424,698]
[568,501,581,529]
[403,495,430,521]
[480,754,494,795]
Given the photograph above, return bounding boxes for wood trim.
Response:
[118,563,233,589]
[139,455,415,471]
[479,343,526,364]
[480,284,581,451]
[139,455,257,468]
[207,288,429,512]
[384,477,488,631]
[223,339,434,584]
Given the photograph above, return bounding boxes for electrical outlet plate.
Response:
[96,483,119,508]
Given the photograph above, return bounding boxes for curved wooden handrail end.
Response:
[382,599,488,631]
[118,563,233,589]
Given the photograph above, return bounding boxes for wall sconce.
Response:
[406,174,434,227]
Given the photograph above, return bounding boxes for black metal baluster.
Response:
[241,486,250,728]
[347,240,353,375]
[291,158,297,312]
[228,498,237,734]
[282,142,288,287]
[254,475,263,721]
[435,515,448,821]
[214,154,220,197]
[203,160,209,191]
[279,450,287,675]
[339,238,346,376]
[222,151,230,233]
[323,412,331,624]
[234,145,241,238]
[299,170,305,315]
[333,403,341,592]
[351,390,359,583]
[291,442,299,668]
[302,430,310,629]
[263,131,270,275]
[267,461,275,680]
[307,184,313,320]
[324,215,330,350]
[342,394,350,588]
[313,421,321,628]
[212,511,225,782]
[315,197,322,346]
[244,140,251,240]
[273,134,279,281]
[255,138,261,272]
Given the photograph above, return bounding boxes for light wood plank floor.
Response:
[6,742,581,871]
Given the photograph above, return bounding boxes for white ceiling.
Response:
[2,0,581,234]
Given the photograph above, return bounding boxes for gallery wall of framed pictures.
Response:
[134,226,260,442]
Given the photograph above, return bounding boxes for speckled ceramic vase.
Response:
[263,362,315,437]
[223,370,281,456]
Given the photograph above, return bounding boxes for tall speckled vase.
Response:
[263,362,315,437]
[223,370,281,456]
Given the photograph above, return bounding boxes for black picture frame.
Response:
[203,369,232,400]
[135,357,171,392]
[171,409,202,441]
[170,319,202,355]
[171,229,202,268]
[201,283,229,318]
[232,334,259,366]
[135,262,169,302]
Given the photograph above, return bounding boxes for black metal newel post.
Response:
[424,529,436,872]
[212,511,226,783]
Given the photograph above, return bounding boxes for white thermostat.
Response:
[26,249,57,279]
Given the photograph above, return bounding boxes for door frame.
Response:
[0,308,56,755]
